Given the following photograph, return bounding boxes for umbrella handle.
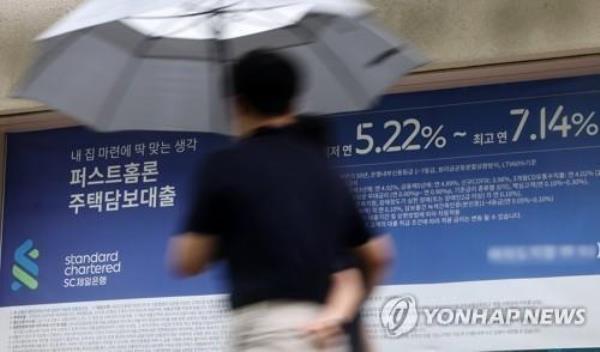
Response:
[213,3,234,133]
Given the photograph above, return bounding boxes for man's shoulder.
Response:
[205,147,236,165]
[203,145,249,172]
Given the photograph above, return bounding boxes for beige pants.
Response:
[231,301,349,352]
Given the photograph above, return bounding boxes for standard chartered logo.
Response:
[11,239,40,292]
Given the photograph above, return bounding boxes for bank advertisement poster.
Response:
[1,74,600,351]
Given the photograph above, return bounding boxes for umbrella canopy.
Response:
[16,0,427,134]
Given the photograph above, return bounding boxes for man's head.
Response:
[231,49,301,119]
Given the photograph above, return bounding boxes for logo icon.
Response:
[11,239,40,291]
[380,295,419,338]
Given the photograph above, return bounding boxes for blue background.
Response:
[0,129,231,306]
[1,74,600,307]
[329,74,600,285]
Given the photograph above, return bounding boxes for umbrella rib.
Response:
[289,19,370,109]
[367,47,401,67]
[214,11,232,134]
[95,37,159,130]
[131,9,216,20]
[150,14,214,40]
[129,3,303,20]
[139,37,312,60]
[211,38,223,132]
[218,3,305,13]
[131,2,241,19]
[260,39,315,53]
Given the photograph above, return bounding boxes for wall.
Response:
[0,0,81,114]
[2,0,600,114]
[374,0,600,69]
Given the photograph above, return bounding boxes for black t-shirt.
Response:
[185,119,372,309]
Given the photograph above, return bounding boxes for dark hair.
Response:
[231,49,301,117]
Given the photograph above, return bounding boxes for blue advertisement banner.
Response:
[329,75,600,285]
[1,130,230,307]
[2,74,600,308]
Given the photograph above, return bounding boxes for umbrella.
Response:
[16,0,427,134]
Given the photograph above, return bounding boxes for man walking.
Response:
[168,50,392,351]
